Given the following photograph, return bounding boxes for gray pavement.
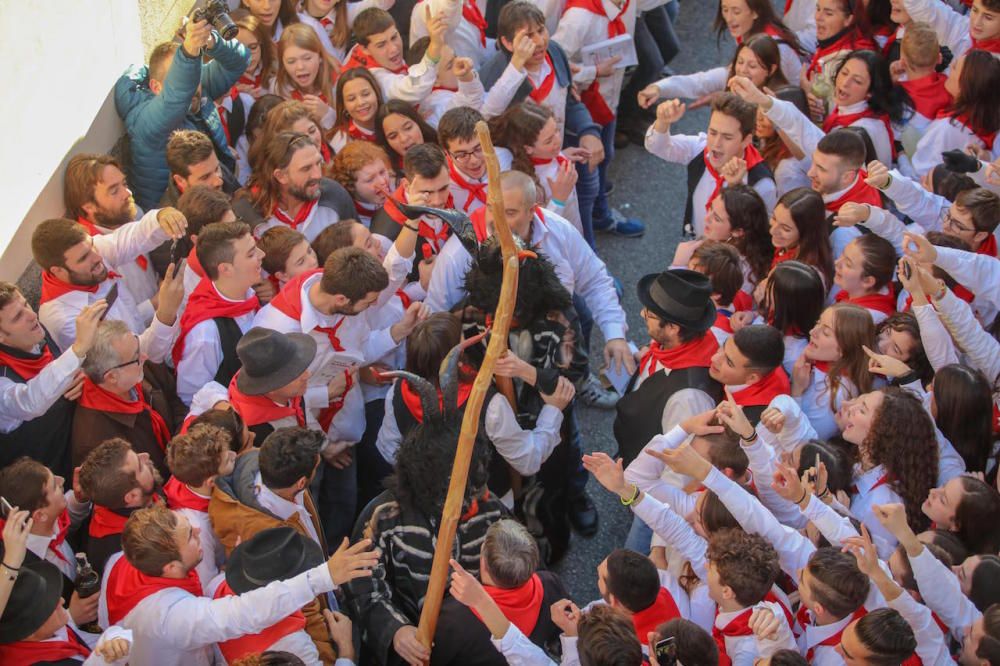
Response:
[553,0,736,603]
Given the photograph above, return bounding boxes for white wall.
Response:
[0,0,196,283]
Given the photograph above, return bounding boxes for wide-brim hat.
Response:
[236,327,317,396]
[0,559,64,643]
[637,269,716,332]
[226,526,325,594]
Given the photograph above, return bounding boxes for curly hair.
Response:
[719,185,773,283]
[487,100,555,197]
[862,388,937,532]
[387,414,492,520]
[707,528,780,607]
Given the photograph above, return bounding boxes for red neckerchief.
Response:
[317,369,353,431]
[342,44,408,74]
[835,286,896,316]
[472,574,545,636]
[78,377,171,451]
[173,278,259,365]
[215,87,241,144]
[88,504,130,539]
[978,233,998,258]
[805,606,867,661]
[399,376,474,423]
[347,120,376,142]
[448,157,488,211]
[632,588,682,647]
[1,510,70,564]
[163,476,210,513]
[39,270,120,305]
[638,334,719,376]
[730,367,791,407]
[105,553,203,625]
[462,0,488,47]
[531,153,569,168]
[227,372,306,428]
[807,28,876,76]
[396,289,412,309]
[214,580,307,663]
[268,268,321,319]
[822,106,897,159]
[272,198,319,231]
[732,290,752,312]
[972,35,1000,54]
[850,471,891,496]
[903,281,974,311]
[563,0,630,125]
[714,310,734,333]
[76,216,149,272]
[353,199,378,223]
[0,627,92,663]
[936,110,999,148]
[784,0,792,11]
[381,184,454,253]
[0,341,54,380]
[187,245,206,279]
[881,27,902,57]
[239,69,263,89]
[290,89,328,104]
[824,172,883,212]
[528,53,557,104]
[770,245,799,271]
[712,607,755,666]
[736,23,785,45]
[704,145,765,211]
[320,141,332,164]
[900,73,953,120]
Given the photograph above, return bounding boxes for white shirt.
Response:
[255,472,322,547]
[795,365,855,440]
[409,0,492,68]
[176,283,257,405]
[481,58,570,134]
[344,44,439,105]
[419,76,486,128]
[849,463,902,559]
[84,218,159,307]
[253,201,348,244]
[909,115,1000,178]
[97,552,338,666]
[829,100,894,166]
[0,344,83,433]
[533,155,583,234]
[175,503,225,591]
[446,154,511,216]
[902,0,975,62]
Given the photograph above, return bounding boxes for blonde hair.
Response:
[901,22,940,69]
[276,23,338,103]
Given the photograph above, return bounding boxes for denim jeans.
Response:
[576,118,617,232]
[624,514,654,554]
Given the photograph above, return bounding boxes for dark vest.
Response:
[0,335,75,479]
[392,384,513,496]
[682,154,773,234]
[223,93,247,148]
[613,367,723,466]
[212,317,245,387]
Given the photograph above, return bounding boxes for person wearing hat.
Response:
[208,426,338,662]
[0,558,133,664]
[96,503,378,666]
[211,526,357,665]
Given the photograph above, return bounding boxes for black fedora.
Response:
[636,269,716,332]
[0,560,64,643]
[226,526,325,594]
[236,327,317,396]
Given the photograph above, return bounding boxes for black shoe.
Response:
[568,492,599,536]
[614,131,630,150]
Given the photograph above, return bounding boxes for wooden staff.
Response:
[416,121,520,649]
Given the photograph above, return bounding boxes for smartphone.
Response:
[0,496,11,518]
[169,238,185,267]
[100,283,120,320]
[902,259,912,280]
[653,636,677,666]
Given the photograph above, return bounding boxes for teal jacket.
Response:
[114,34,249,209]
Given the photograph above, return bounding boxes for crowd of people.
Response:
[1,0,1000,663]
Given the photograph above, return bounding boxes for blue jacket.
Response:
[478,40,601,143]
[114,34,250,210]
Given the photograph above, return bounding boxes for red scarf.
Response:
[448,157,488,211]
[972,35,1000,54]
[320,140,332,164]
[0,627,91,663]
[272,198,318,231]
[347,120,376,142]
[978,233,998,258]
[937,111,999,149]
[163,476,210,513]
[472,574,545,636]
[77,216,148,272]
[712,607,755,666]
[900,73,953,120]
[78,377,171,451]
[105,553,203,625]
[400,377,474,423]
[354,199,378,221]
[822,106,897,159]
[268,269,321,322]
[173,278,259,365]
[0,341,54,380]
[0,510,70,564]
[632,588,682,647]
[805,607,867,661]
[214,580,307,662]
[342,44,408,74]
[462,0,488,47]
[528,53,557,104]
[824,172,883,213]
[733,290,752,312]
[317,369,353,432]
[770,245,799,271]
[228,371,306,428]
[714,310,734,334]
[381,184,454,253]
[704,145,765,210]
[835,287,896,316]
[239,69,264,89]
[290,89,328,104]
[187,245,206,279]
[807,29,876,76]
[903,281,974,311]
[563,0,630,126]
[638,334,719,376]
[215,87,241,144]
[88,504,130,539]
[39,270,121,305]
[730,367,791,407]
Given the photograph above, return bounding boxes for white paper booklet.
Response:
[581,34,638,69]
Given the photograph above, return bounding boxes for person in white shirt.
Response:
[96,503,378,666]
[409,0,491,68]
[900,0,1000,64]
[31,209,187,352]
[405,39,484,128]
[245,0,341,61]
[437,107,512,216]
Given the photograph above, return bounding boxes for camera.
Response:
[192,0,239,41]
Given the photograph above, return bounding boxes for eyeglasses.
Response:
[450,145,483,162]
[105,335,142,373]
[940,208,972,234]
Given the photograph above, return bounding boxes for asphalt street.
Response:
[553,0,736,603]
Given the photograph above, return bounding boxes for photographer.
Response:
[114,13,249,210]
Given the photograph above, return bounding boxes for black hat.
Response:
[236,327,317,396]
[0,560,64,643]
[636,269,716,332]
[225,526,325,594]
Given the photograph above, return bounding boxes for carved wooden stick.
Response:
[416,121,520,650]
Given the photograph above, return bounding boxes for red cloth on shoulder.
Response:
[105,553,203,625]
